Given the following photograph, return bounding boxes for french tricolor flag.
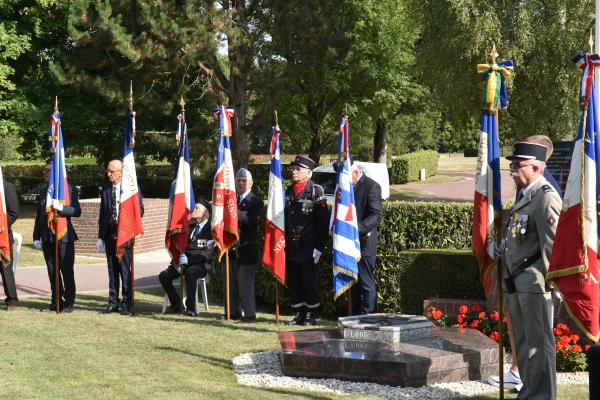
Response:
[262,124,286,284]
[548,53,600,341]
[116,111,144,259]
[165,112,195,263]
[46,111,70,240]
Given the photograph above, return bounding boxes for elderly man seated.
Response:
[159,201,215,316]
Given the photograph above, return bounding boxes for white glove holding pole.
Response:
[96,238,105,253]
[207,240,216,251]
[179,254,188,266]
[494,238,506,260]
[313,249,322,264]
[33,240,42,250]
[52,199,64,212]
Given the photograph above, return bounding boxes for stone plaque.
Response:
[339,313,434,343]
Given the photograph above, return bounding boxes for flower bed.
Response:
[426,304,590,372]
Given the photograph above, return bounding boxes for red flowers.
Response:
[489,331,500,342]
[458,305,469,314]
[553,322,588,372]
[490,311,499,321]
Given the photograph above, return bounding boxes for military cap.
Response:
[291,155,316,171]
[506,141,548,161]
[235,168,252,179]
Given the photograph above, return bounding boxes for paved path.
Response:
[2,249,170,299]
[397,171,517,202]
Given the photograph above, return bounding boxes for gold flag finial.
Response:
[179,95,185,113]
[129,81,133,111]
[54,96,59,113]
[589,28,594,54]
[490,43,498,64]
[274,110,278,126]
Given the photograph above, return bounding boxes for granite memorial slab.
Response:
[279,325,498,387]
[339,313,434,343]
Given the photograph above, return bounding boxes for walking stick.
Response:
[55,217,60,314]
[275,280,280,323]
[131,245,135,316]
[226,250,230,320]
[347,289,352,316]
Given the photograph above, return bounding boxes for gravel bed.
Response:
[233,351,589,399]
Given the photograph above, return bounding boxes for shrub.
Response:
[390,150,439,184]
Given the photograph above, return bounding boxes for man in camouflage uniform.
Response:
[285,155,329,326]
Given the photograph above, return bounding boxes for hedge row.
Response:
[208,200,480,318]
[390,150,439,184]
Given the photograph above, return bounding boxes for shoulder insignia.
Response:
[541,184,553,193]
[547,215,556,227]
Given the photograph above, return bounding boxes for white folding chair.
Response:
[161,276,209,314]
[11,232,22,275]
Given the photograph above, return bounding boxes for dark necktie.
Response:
[111,186,118,223]
[190,224,199,239]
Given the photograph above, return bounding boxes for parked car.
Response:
[312,162,390,203]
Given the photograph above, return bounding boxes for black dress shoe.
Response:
[120,305,131,315]
[303,311,316,326]
[240,316,257,323]
[186,310,199,317]
[164,305,181,314]
[103,305,119,314]
[41,304,62,312]
[288,312,306,325]
[62,306,74,313]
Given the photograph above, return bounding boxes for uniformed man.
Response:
[285,155,329,326]
[502,141,561,400]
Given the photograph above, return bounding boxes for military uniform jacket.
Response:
[503,176,562,294]
[185,220,213,272]
[285,180,329,262]
[353,174,382,256]
[236,192,265,265]
[33,184,81,243]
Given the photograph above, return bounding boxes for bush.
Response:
[390,150,439,184]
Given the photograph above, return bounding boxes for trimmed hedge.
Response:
[390,150,439,184]
[208,200,481,318]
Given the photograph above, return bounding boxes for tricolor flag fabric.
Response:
[212,106,238,261]
[165,112,195,263]
[547,53,600,341]
[115,111,144,259]
[473,59,513,302]
[0,165,10,266]
[46,111,70,240]
[330,116,360,300]
[262,124,286,284]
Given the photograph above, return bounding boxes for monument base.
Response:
[279,326,498,387]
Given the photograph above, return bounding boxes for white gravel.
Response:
[233,351,589,399]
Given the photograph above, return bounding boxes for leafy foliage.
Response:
[390,150,439,184]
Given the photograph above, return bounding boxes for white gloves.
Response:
[33,240,42,250]
[313,249,322,264]
[207,240,216,250]
[494,239,507,260]
[96,238,105,252]
[179,254,188,265]
[52,199,64,212]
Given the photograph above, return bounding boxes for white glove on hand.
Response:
[313,249,322,264]
[52,199,64,212]
[33,240,42,250]
[179,254,188,266]
[96,238,105,253]
[494,239,507,260]
[207,240,216,250]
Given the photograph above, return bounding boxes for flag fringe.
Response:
[548,282,600,342]
[546,264,587,280]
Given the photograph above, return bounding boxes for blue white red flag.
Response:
[0,165,10,266]
[473,58,512,302]
[548,54,600,341]
[262,124,286,284]
[46,111,70,240]
[212,106,238,261]
[330,116,360,300]
[116,111,144,259]
[165,112,195,263]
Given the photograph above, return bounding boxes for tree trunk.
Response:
[373,118,388,164]
[231,74,248,168]
[309,131,323,165]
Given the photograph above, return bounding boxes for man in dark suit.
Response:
[33,161,81,313]
[220,168,264,322]
[160,201,214,316]
[350,161,382,315]
[0,178,19,311]
[97,159,144,315]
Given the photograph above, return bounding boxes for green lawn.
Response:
[0,289,588,399]
[12,204,104,268]
[437,155,511,173]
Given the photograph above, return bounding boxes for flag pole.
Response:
[54,96,61,315]
[179,96,186,314]
[274,110,281,323]
[128,81,137,317]
[226,250,231,320]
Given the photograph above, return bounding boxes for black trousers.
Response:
[351,255,377,315]
[105,237,132,308]
[221,257,257,318]
[286,259,320,312]
[589,343,600,400]
[0,241,17,305]
[43,241,75,307]
[159,263,208,311]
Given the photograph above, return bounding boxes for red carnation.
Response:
[458,305,468,314]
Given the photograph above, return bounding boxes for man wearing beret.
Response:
[160,201,215,316]
[285,155,329,326]
[501,141,561,400]
[219,168,264,321]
